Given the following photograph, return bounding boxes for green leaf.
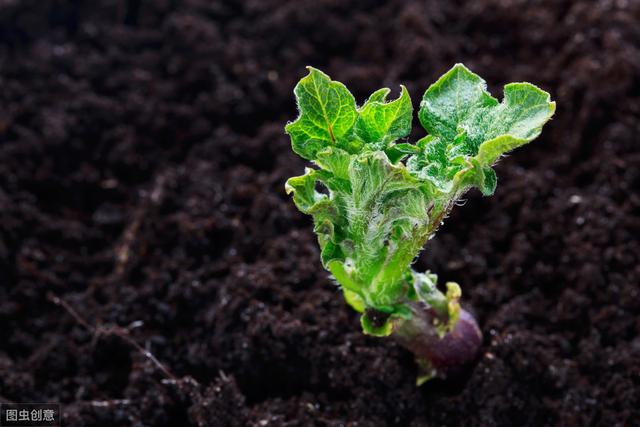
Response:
[480,167,497,196]
[418,64,498,145]
[285,168,339,248]
[319,238,343,265]
[418,65,555,162]
[475,83,556,166]
[394,143,422,154]
[360,305,412,337]
[413,64,555,196]
[361,312,394,337]
[314,147,351,180]
[450,158,496,196]
[355,85,413,148]
[285,67,358,160]
[284,168,328,214]
[363,88,391,105]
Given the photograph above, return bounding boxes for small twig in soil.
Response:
[113,172,168,276]
[46,292,197,390]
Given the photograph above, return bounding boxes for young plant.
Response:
[285,64,555,384]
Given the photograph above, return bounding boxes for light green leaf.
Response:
[413,64,555,196]
[355,85,413,148]
[480,167,497,196]
[285,67,358,160]
[284,168,335,220]
[451,158,490,195]
[284,168,323,213]
[394,143,422,154]
[418,64,498,143]
[319,237,343,266]
[314,147,351,180]
[475,83,556,165]
[360,305,412,337]
[360,312,394,336]
[363,88,391,105]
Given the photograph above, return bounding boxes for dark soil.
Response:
[1,1,639,426]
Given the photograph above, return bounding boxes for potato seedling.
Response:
[285,64,555,384]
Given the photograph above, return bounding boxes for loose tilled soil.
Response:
[1,1,639,426]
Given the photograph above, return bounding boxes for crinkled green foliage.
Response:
[355,85,412,150]
[285,68,358,159]
[286,64,555,336]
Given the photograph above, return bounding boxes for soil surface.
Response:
[1,1,639,426]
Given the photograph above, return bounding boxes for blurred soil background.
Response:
[1,1,639,425]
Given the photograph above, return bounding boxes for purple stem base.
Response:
[393,303,483,381]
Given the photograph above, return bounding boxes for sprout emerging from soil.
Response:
[285,64,555,384]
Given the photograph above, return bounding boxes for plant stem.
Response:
[392,301,482,383]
